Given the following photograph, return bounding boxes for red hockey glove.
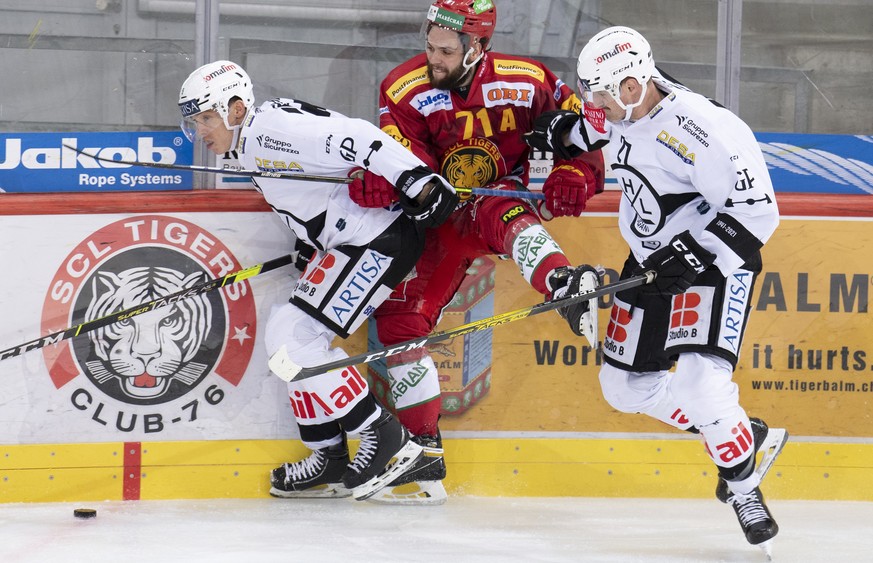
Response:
[348,168,399,208]
[541,163,597,218]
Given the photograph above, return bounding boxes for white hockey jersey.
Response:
[236,98,440,251]
[569,83,779,276]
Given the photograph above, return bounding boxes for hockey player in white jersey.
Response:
[525,27,787,555]
[178,61,459,501]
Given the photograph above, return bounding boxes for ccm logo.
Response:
[501,205,528,222]
[670,239,707,273]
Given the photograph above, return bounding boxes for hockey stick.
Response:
[63,144,348,184]
[273,271,656,382]
[0,254,296,361]
[61,144,545,200]
[455,187,545,201]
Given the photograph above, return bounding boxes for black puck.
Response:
[73,508,97,519]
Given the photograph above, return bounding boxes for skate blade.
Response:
[757,538,774,560]
[756,428,789,483]
[269,483,352,499]
[351,441,425,501]
[366,480,448,506]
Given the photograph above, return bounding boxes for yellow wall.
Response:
[3,438,872,503]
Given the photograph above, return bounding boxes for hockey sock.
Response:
[396,398,442,437]
[506,221,570,295]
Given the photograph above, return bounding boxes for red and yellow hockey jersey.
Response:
[379,51,587,191]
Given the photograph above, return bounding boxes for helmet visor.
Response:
[577,77,617,106]
[179,110,225,143]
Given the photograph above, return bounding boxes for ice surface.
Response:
[0,496,870,562]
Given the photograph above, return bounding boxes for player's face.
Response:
[581,79,640,123]
[425,27,468,89]
[183,110,233,154]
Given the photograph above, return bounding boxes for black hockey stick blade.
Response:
[287,270,655,381]
[62,143,351,184]
[0,254,295,361]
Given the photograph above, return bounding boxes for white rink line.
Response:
[0,496,871,562]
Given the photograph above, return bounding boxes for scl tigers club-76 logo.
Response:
[440,137,506,200]
[41,215,257,434]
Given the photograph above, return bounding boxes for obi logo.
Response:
[41,215,256,435]
[482,81,535,108]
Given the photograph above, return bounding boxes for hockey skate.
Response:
[342,410,424,501]
[715,418,788,558]
[725,487,779,557]
[269,438,352,499]
[548,265,601,348]
[367,432,448,506]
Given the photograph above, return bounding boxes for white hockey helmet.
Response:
[576,26,655,121]
[178,60,254,141]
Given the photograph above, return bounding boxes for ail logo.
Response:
[670,292,701,328]
[290,366,368,419]
[705,420,754,463]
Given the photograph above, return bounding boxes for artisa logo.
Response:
[41,215,257,434]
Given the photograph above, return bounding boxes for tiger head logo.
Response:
[440,137,506,200]
[83,266,213,400]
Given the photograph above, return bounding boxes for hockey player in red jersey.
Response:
[346,0,606,505]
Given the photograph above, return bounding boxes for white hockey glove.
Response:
[548,265,602,348]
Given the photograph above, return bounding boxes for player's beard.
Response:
[427,61,469,90]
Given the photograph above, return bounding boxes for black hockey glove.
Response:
[523,110,584,160]
[638,231,716,295]
[399,179,459,228]
[292,238,315,273]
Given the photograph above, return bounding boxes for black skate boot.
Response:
[715,418,789,503]
[269,438,351,499]
[726,487,779,548]
[547,265,601,348]
[342,409,424,501]
[367,431,447,506]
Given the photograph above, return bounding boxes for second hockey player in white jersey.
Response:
[178,60,459,501]
[525,26,788,556]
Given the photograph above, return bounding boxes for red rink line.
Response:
[0,189,871,217]
[123,442,142,501]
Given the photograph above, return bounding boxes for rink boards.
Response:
[1,190,872,503]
